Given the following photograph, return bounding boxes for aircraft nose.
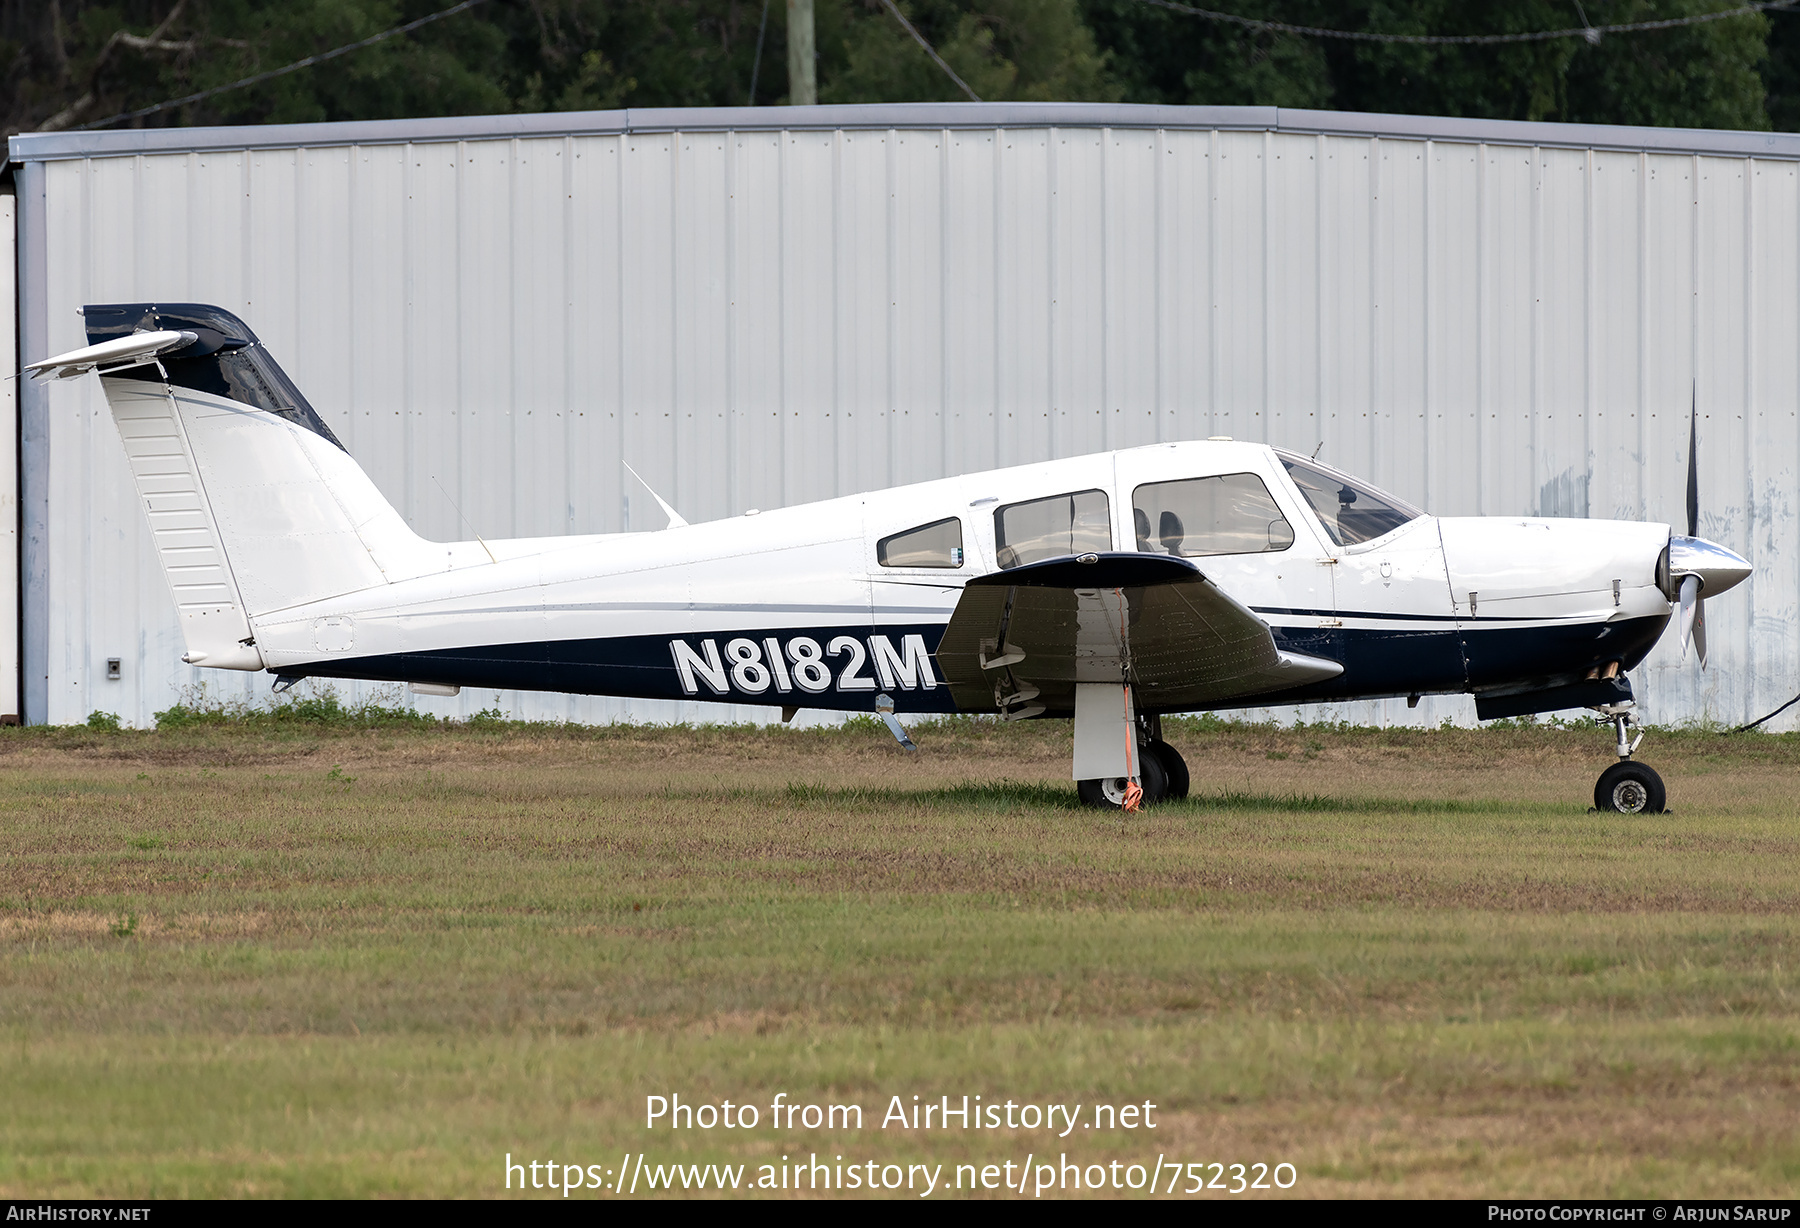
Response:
[1668,534,1751,598]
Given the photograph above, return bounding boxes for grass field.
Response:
[2,710,1798,1199]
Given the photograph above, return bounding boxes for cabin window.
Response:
[1132,473,1294,557]
[1278,453,1421,546]
[994,489,1111,569]
[878,517,965,568]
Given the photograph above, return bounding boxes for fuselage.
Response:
[254,440,1677,717]
[33,303,1746,744]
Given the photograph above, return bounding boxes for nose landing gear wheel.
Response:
[1594,761,1666,814]
[1078,751,1168,810]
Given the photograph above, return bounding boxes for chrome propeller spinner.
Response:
[1669,392,1751,668]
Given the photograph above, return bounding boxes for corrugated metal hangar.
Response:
[7,102,1800,729]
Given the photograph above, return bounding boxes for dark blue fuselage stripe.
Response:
[284,612,1671,716]
[295,624,961,715]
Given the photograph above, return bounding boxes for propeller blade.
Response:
[1686,386,1700,538]
[1694,595,1708,669]
[1678,573,1701,663]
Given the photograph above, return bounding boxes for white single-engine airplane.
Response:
[29,303,1752,813]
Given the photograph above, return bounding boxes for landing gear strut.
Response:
[1077,714,1191,810]
[1591,703,1666,814]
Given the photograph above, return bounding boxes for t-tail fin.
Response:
[34,303,447,671]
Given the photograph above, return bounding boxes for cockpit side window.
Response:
[994,489,1111,569]
[1132,474,1294,556]
[1277,453,1422,547]
[878,517,964,568]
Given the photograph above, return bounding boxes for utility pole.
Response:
[787,0,816,105]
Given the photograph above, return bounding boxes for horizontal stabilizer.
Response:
[26,330,197,380]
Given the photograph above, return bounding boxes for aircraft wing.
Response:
[935,552,1342,714]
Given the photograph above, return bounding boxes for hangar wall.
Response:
[10,103,1800,729]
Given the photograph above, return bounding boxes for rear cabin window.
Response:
[994,489,1111,569]
[1132,473,1295,557]
[878,517,964,568]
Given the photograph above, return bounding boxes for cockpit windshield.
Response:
[1277,452,1422,547]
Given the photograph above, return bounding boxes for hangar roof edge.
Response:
[11,101,1800,164]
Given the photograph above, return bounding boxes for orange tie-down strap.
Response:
[1121,676,1142,812]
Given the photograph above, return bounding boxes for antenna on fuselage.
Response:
[431,474,498,564]
[1312,441,1325,460]
[623,462,690,529]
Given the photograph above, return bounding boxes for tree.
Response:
[821,0,1120,103]
[2,0,1795,138]
[1762,4,1800,131]
[1080,0,1333,107]
[1080,0,1773,130]
[0,0,769,134]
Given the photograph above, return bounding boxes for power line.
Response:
[876,0,983,102]
[748,0,772,105]
[72,0,491,132]
[1128,0,1798,46]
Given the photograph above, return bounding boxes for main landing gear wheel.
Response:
[1078,751,1167,811]
[1594,761,1666,814]
[1147,740,1189,801]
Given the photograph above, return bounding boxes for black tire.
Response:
[1077,752,1168,810]
[1148,740,1190,800]
[1594,761,1666,814]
